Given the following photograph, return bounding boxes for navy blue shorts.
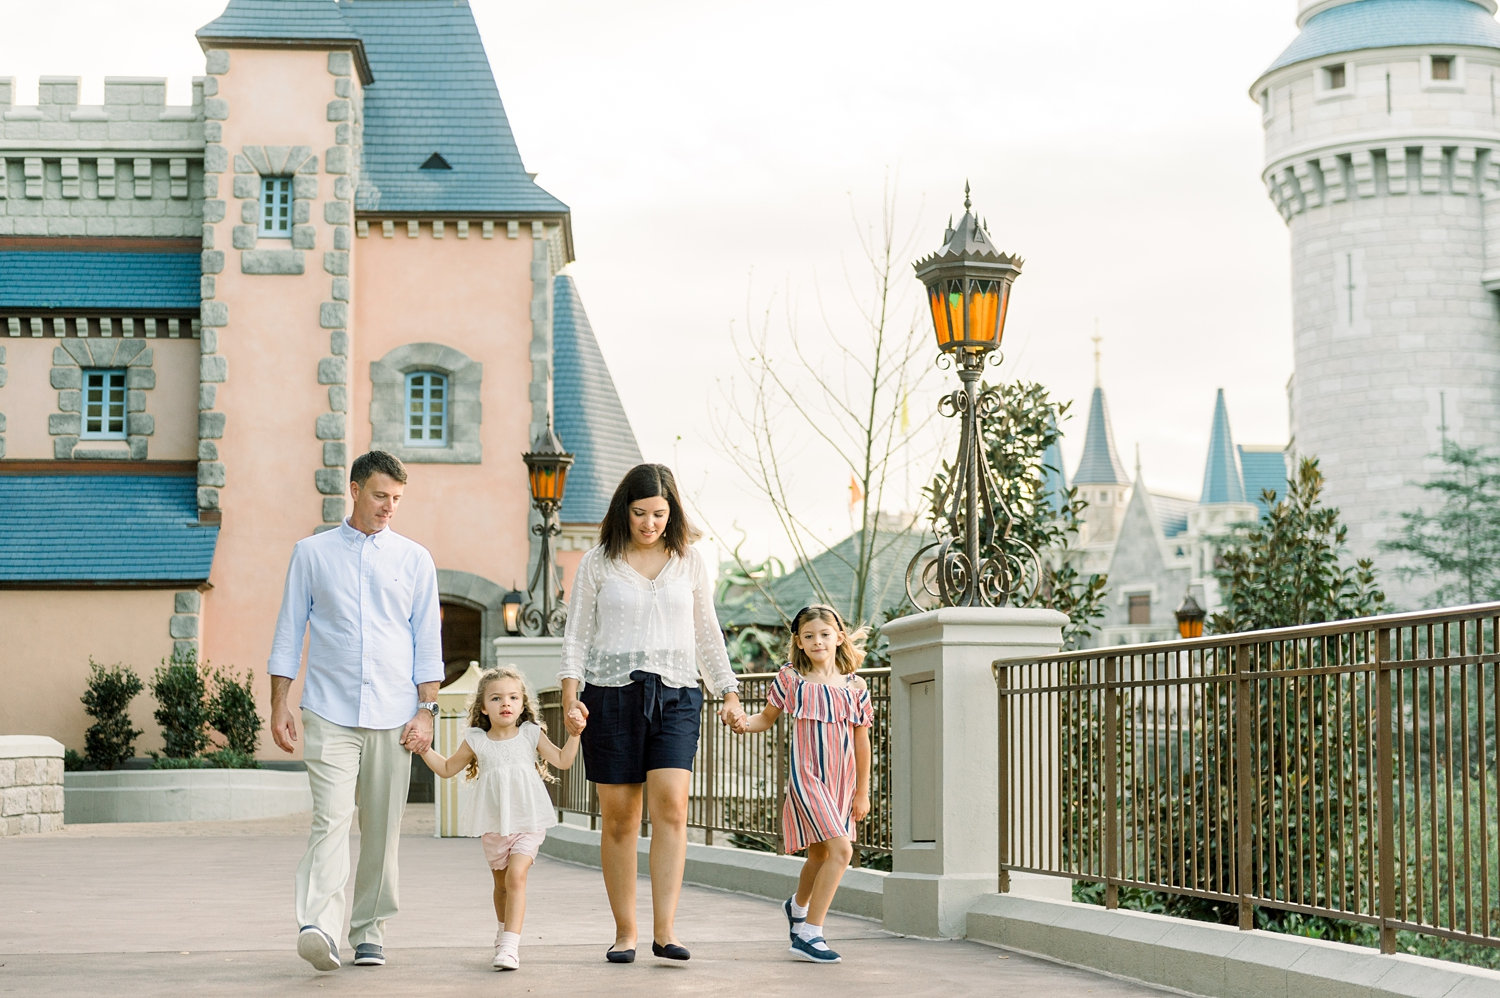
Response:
[580,671,703,785]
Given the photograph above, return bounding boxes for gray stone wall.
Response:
[0,736,64,837]
[0,76,205,238]
[198,52,230,515]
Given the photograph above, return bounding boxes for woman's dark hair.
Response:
[598,463,698,559]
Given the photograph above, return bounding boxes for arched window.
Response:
[405,371,448,446]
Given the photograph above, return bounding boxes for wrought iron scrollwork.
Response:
[519,511,568,637]
[906,351,1040,610]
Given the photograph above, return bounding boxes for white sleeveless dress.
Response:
[457,722,557,837]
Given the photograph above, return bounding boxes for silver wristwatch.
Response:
[417,701,439,717]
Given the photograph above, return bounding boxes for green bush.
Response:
[200,748,259,770]
[150,649,209,759]
[80,659,143,769]
[63,748,86,772]
[206,663,262,756]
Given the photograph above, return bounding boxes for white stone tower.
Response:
[1253,0,1500,606]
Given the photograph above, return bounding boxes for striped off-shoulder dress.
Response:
[766,664,874,853]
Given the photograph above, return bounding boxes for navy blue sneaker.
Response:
[353,943,384,967]
[789,934,841,964]
[296,925,340,972]
[782,896,806,940]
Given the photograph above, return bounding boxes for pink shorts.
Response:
[481,830,546,870]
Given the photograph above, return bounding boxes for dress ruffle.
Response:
[766,665,873,726]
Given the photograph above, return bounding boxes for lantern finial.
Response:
[963,180,971,212]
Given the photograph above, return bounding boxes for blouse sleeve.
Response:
[766,665,794,712]
[558,547,601,686]
[854,687,874,728]
[688,546,739,695]
[523,721,542,748]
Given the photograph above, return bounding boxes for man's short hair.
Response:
[350,450,408,486]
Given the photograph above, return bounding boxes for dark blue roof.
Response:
[1239,446,1290,515]
[552,275,643,523]
[0,252,200,311]
[1073,386,1129,485]
[1153,493,1194,540]
[1199,389,1247,505]
[339,0,569,216]
[0,476,218,583]
[197,0,359,43]
[1263,0,1500,75]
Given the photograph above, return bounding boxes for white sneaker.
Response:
[492,946,519,971]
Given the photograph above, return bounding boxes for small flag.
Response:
[849,474,864,510]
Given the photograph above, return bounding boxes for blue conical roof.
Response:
[1073,386,1129,484]
[552,275,643,524]
[1199,389,1247,505]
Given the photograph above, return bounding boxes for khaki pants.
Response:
[295,709,409,947]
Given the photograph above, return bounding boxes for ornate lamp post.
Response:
[1175,591,1206,639]
[519,419,574,636]
[906,184,1039,609]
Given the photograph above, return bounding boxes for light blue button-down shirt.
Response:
[268,520,444,730]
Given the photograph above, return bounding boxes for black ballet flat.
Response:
[605,946,636,964]
[651,941,690,961]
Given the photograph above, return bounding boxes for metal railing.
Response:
[998,603,1500,955]
[538,669,892,861]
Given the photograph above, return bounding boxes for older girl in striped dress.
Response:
[734,604,873,964]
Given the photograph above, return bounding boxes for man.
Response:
[268,450,443,972]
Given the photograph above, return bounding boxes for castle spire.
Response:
[1073,381,1129,485]
[1199,388,1246,505]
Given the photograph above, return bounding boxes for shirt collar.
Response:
[339,518,391,548]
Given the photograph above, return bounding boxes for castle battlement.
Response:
[0,76,205,155]
[1264,141,1500,220]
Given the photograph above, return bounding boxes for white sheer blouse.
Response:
[558,544,739,695]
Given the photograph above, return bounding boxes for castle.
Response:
[0,0,642,754]
[1081,0,1500,636]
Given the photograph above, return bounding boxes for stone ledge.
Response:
[965,894,1500,998]
[64,769,312,824]
[0,736,64,760]
[538,821,886,922]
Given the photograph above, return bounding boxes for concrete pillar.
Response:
[881,606,1068,938]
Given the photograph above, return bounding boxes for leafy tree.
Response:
[927,380,1107,648]
[1381,441,1500,608]
[1210,456,1385,633]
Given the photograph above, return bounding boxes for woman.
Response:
[559,463,744,963]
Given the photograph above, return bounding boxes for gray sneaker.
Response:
[297,925,340,972]
[353,943,385,967]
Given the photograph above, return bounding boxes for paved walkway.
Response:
[0,809,1175,997]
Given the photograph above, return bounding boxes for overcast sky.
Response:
[6,0,1304,564]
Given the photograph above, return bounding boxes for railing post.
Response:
[702,693,715,848]
[996,660,1010,894]
[1104,655,1119,910]
[1235,644,1254,931]
[1376,627,1397,954]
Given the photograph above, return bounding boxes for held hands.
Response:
[563,698,589,737]
[851,790,871,823]
[400,709,435,754]
[717,701,746,731]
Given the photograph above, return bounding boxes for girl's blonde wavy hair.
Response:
[463,667,556,783]
[787,604,867,675]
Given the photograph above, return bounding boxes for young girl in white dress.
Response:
[418,666,579,970]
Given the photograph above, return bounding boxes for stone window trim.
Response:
[231,145,318,275]
[1317,62,1351,100]
[50,338,155,460]
[370,343,481,464]
[1424,54,1464,92]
